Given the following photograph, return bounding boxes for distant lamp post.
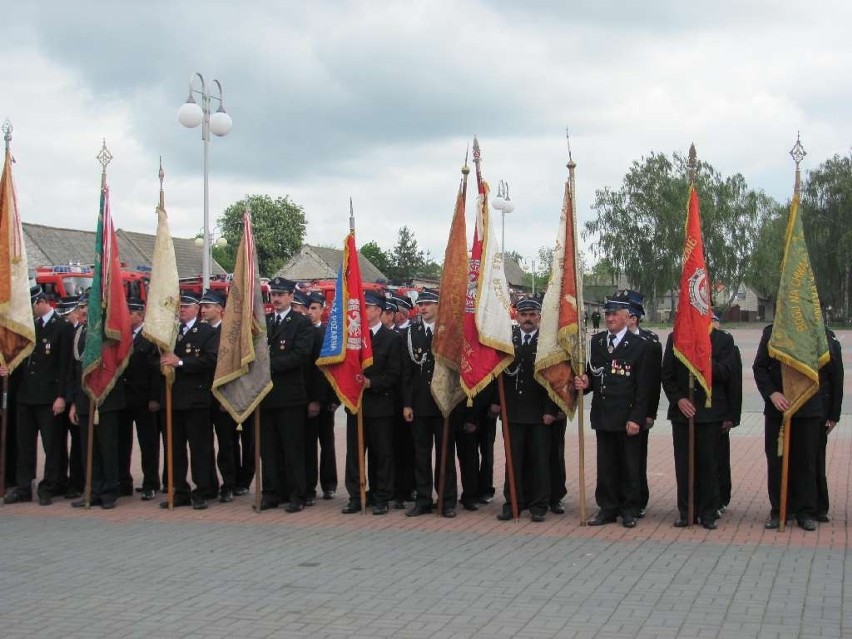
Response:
[178,72,232,289]
[524,257,537,297]
[491,180,515,258]
[194,232,228,282]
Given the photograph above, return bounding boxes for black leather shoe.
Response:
[496,509,514,521]
[673,518,689,528]
[587,513,616,526]
[637,508,646,519]
[160,498,191,509]
[233,486,249,496]
[372,503,388,515]
[478,495,494,505]
[703,520,718,530]
[101,501,117,510]
[64,488,83,500]
[3,490,32,504]
[816,512,830,523]
[549,501,565,514]
[622,516,637,528]
[219,489,233,503]
[284,502,305,513]
[531,512,546,523]
[71,498,101,508]
[341,500,361,514]
[406,503,432,517]
[257,499,279,511]
[322,490,335,500]
[141,489,156,501]
[38,494,52,506]
[719,504,728,514]
[764,516,780,529]
[392,499,406,510]
[441,507,457,518]
[305,498,316,507]
[798,517,817,532]
[460,500,479,511]
[191,498,208,510]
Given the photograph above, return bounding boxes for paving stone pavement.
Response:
[1,328,851,638]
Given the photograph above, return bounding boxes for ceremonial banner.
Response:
[768,192,829,415]
[460,141,514,401]
[82,184,132,404]
[142,205,180,359]
[672,185,713,406]
[212,210,273,423]
[534,179,584,419]
[0,142,35,370]
[316,232,373,413]
[431,168,469,417]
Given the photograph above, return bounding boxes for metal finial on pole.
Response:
[97,138,113,188]
[2,119,12,151]
[687,143,697,185]
[349,197,355,233]
[566,128,576,171]
[158,156,165,210]
[462,145,470,176]
[790,132,807,195]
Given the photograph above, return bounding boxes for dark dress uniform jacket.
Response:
[753,324,823,419]
[820,329,844,422]
[171,321,219,410]
[123,329,160,409]
[638,327,662,421]
[19,311,74,405]
[261,310,314,408]
[585,330,652,431]
[401,323,441,418]
[69,327,126,416]
[662,328,740,424]
[504,328,559,423]
[360,325,403,418]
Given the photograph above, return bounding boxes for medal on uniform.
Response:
[45,340,51,355]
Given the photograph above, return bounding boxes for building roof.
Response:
[275,245,387,283]
[23,222,226,278]
[503,256,528,289]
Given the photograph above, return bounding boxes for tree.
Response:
[584,151,772,318]
[217,194,306,277]
[360,241,393,278]
[801,153,852,321]
[387,226,426,283]
[744,206,786,300]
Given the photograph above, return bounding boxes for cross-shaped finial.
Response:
[97,139,113,172]
[789,131,806,166]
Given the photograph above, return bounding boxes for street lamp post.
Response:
[178,72,232,289]
[524,257,537,297]
[491,180,515,258]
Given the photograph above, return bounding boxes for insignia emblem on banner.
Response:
[687,267,709,315]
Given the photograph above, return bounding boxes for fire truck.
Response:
[178,274,273,313]
[300,280,421,324]
[34,264,150,304]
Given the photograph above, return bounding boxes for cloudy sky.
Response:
[3,1,851,273]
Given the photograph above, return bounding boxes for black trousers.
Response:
[503,421,550,516]
[3,376,19,489]
[305,408,337,497]
[412,415,457,508]
[638,428,650,510]
[672,420,721,522]
[58,411,84,494]
[817,425,830,515]
[718,431,732,507]
[765,413,821,518]
[79,409,120,503]
[345,413,394,505]
[167,407,214,501]
[548,419,567,506]
[392,410,415,501]
[210,406,237,494]
[233,419,255,491]
[16,403,64,498]
[594,429,643,518]
[117,406,161,493]
[260,406,306,505]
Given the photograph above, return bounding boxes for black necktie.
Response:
[38,317,45,329]
[425,326,432,339]
[274,314,282,329]
[608,333,616,352]
[178,323,187,339]
[523,333,531,346]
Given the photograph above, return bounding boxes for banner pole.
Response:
[779,415,791,532]
[357,410,367,514]
[687,374,695,528]
[436,415,450,517]
[165,379,174,510]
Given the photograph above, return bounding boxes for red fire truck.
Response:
[34,264,149,304]
[178,274,273,313]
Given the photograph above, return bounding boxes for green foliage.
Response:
[584,151,773,318]
[360,241,392,277]
[217,194,306,277]
[387,226,426,284]
[801,153,852,320]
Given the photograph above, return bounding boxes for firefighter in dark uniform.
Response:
[3,286,74,505]
[68,322,125,509]
[390,295,416,508]
[456,381,498,510]
[712,313,742,514]
[623,290,661,518]
[816,326,843,522]
[662,314,738,529]
[402,289,459,518]
[496,298,560,522]
[575,290,653,528]
[117,298,161,500]
[341,292,403,515]
[306,292,339,500]
[57,294,86,498]
[159,294,219,510]
[753,323,835,531]
[292,289,322,506]
[258,277,314,512]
